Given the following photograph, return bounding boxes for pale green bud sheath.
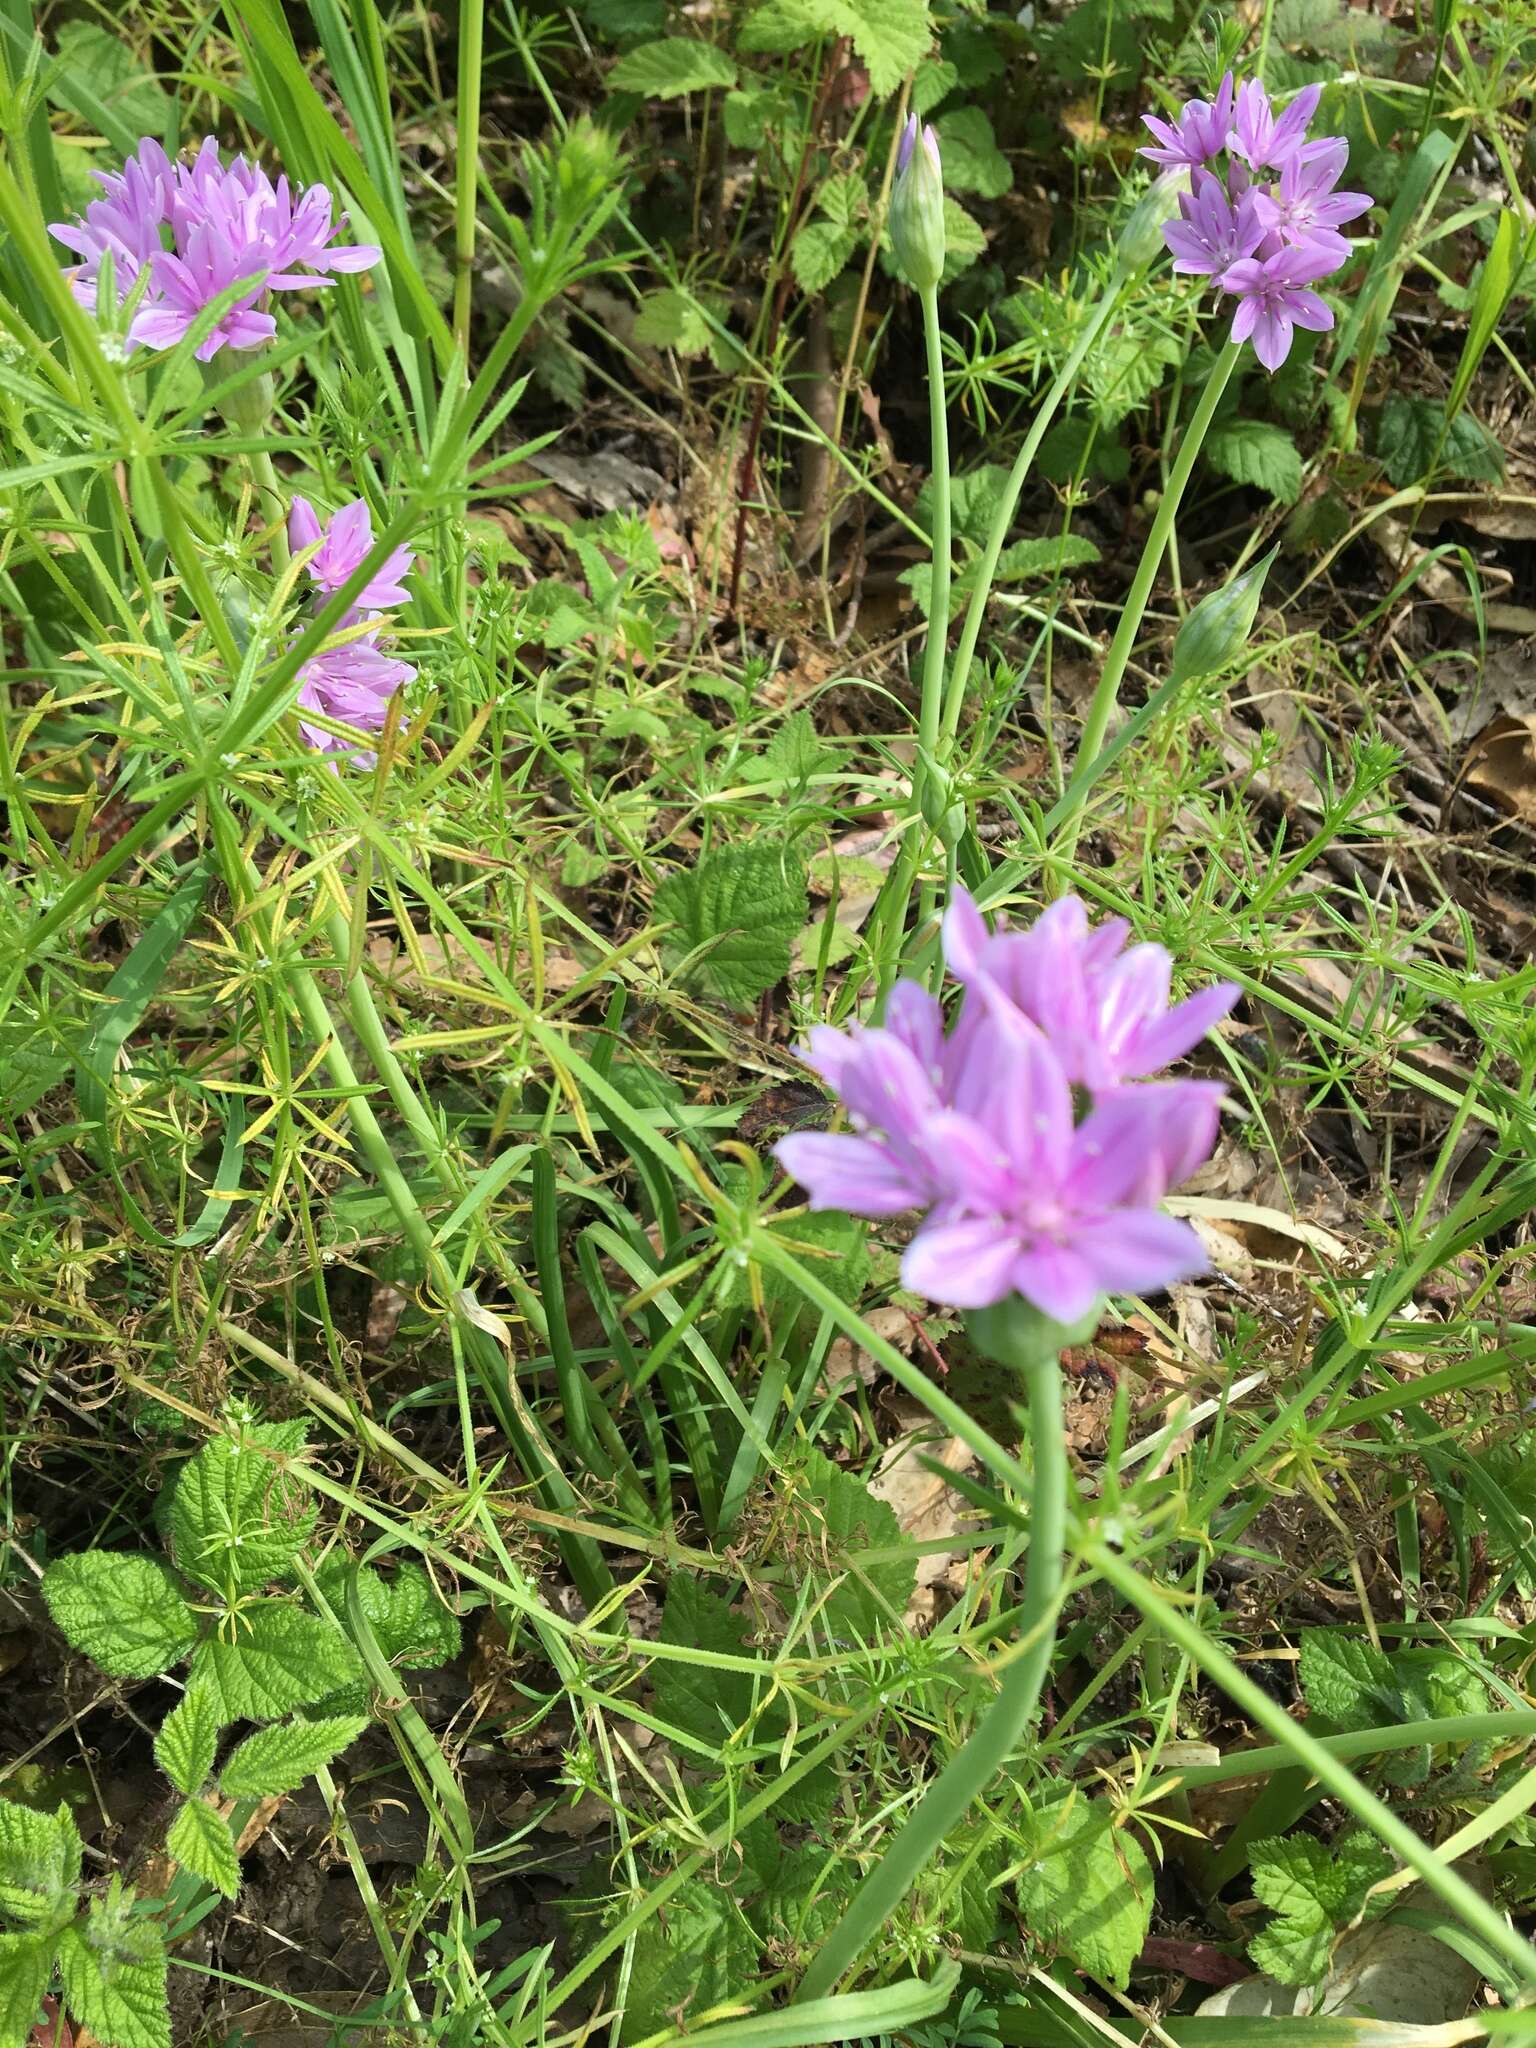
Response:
[1170,543,1277,683]
[889,115,946,293]
[1116,169,1190,274]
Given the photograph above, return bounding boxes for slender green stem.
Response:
[796,1351,1066,1999]
[940,274,1126,744]
[1054,336,1242,863]
[1090,1543,1536,1991]
[872,285,950,998]
[915,283,951,789]
[452,0,486,359]
[250,447,290,570]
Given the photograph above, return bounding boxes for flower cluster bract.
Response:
[51,137,380,360]
[1140,76,1369,371]
[289,497,415,760]
[775,893,1237,1322]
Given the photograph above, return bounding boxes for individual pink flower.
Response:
[1221,241,1337,371]
[774,892,1231,1321]
[289,497,413,613]
[294,629,415,758]
[49,138,173,309]
[1162,169,1266,278]
[1228,80,1327,173]
[1140,73,1236,171]
[941,889,1238,1092]
[1253,140,1371,267]
[129,227,277,359]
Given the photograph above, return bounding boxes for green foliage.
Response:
[0,1805,81,1930]
[0,1932,54,2048]
[153,1685,220,1798]
[190,1604,366,1722]
[932,108,1011,201]
[652,1580,758,1743]
[608,38,738,97]
[739,0,931,98]
[655,843,809,1006]
[1011,1796,1153,1988]
[219,1716,370,1798]
[788,1447,915,1638]
[1247,1830,1395,1984]
[56,1890,169,2048]
[1298,1630,1486,1786]
[618,1878,760,2041]
[165,1421,317,1598]
[165,1800,241,1901]
[41,1555,200,1680]
[1376,395,1504,486]
[1206,419,1305,504]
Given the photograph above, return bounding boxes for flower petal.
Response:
[901,1217,1023,1309]
[774,1133,927,1217]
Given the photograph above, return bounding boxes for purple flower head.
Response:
[942,888,1238,1092]
[295,625,415,760]
[289,496,414,613]
[1221,240,1336,370]
[773,892,1232,1321]
[1162,168,1265,278]
[1253,141,1371,267]
[1139,72,1235,171]
[52,134,380,356]
[50,138,173,310]
[1229,80,1328,173]
[129,227,277,359]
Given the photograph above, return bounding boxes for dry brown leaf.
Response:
[870,1431,978,1594]
[1462,711,1536,827]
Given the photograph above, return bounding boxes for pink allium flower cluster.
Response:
[775,894,1237,1323]
[1140,75,1369,371]
[289,497,415,760]
[50,137,380,360]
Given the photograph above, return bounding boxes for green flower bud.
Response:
[1170,544,1278,685]
[916,748,966,849]
[1116,170,1189,273]
[889,115,946,293]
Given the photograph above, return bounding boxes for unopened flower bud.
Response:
[1170,544,1277,684]
[1116,170,1189,272]
[917,748,965,849]
[890,115,946,293]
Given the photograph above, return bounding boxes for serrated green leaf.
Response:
[911,57,959,114]
[740,0,931,98]
[581,0,666,37]
[314,1561,460,1674]
[652,1581,757,1744]
[52,23,172,140]
[0,1803,81,1928]
[56,1902,169,2048]
[933,107,1011,199]
[744,709,840,788]
[723,87,771,148]
[902,533,1101,622]
[790,1447,915,1639]
[166,1800,240,1901]
[1298,1629,1398,1728]
[1206,419,1305,504]
[1013,1796,1153,1989]
[1377,394,1504,488]
[1247,1829,1394,1986]
[165,1422,316,1600]
[791,219,860,294]
[633,287,722,358]
[0,1932,53,2048]
[189,1604,364,1722]
[42,1555,200,1680]
[655,843,808,1006]
[153,1686,220,1796]
[609,37,737,97]
[618,1878,759,2041]
[220,1715,369,1799]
